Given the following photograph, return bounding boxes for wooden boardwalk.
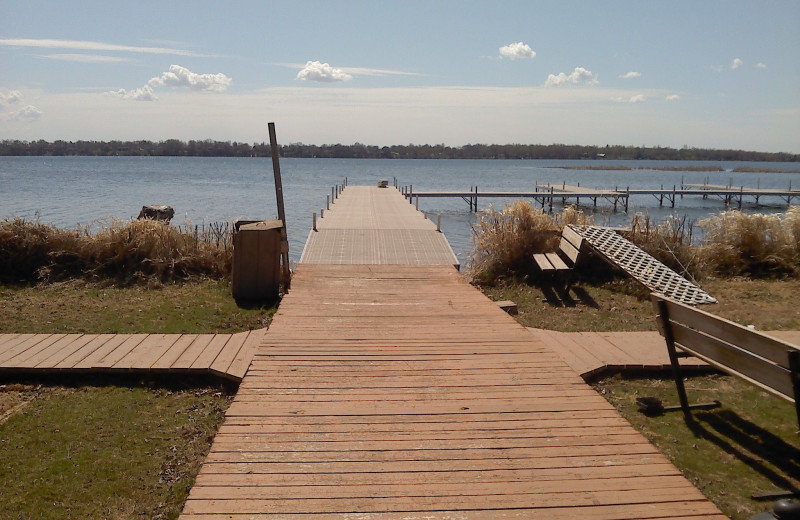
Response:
[181,266,726,513]
[0,330,265,381]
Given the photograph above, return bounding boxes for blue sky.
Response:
[1,0,799,152]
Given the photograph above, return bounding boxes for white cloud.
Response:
[711,64,724,73]
[108,65,232,101]
[756,62,767,69]
[666,94,681,102]
[544,67,597,87]
[499,42,536,60]
[107,85,158,101]
[296,61,353,82]
[277,62,419,78]
[731,58,743,70]
[12,105,42,121]
[0,90,23,105]
[40,53,130,63]
[148,65,232,92]
[0,38,205,57]
[619,71,641,79]
[0,90,42,121]
[613,94,646,103]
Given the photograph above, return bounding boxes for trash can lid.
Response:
[239,220,283,231]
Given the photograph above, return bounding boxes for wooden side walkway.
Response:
[180,264,726,519]
[0,330,265,381]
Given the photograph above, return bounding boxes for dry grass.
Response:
[0,217,232,285]
[468,202,592,284]
[470,206,800,284]
[698,207,800,278]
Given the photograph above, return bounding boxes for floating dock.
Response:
[403,181,800,212]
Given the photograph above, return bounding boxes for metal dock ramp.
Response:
[571,225,717,305]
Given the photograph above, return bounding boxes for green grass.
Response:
[594,374,800,520]
[0,381,233,520]
[0,279,275,334]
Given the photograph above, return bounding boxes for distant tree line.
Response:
[1,139,797,162]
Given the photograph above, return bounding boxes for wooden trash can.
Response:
[232,220,283,301]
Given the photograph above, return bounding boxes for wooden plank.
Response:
[4,334,80,366]
[32,334,99,368]
[91,334,148,369]
[533,253,555,271]
[113,333,181,370]
[191,334,233,371]
[671,322,794,400]
[545,252,570,270]
[73,334,134,369]
[559,236,581,264]
[209,331,250,377]
[0,334,57,365]
[562,225,585,250]
[54,334,116,369]
[170,334,216,370]
[150,334,200,370]
[659,296,798,367]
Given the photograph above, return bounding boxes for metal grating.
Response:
[571,225,716,305]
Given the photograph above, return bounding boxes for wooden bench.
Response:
[651,293,800,428]
[532,225,584,273]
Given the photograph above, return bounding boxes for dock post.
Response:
[659,184,664,206]
[672,185,676,208]
[268,122,291,289]
[549,187,554,214]
[625,187,629,212]
[321,208,324,218]
[416,195,419,211]
[437,214,441,232]
[331,187,335,203]
[327,195,330,211]
[313,212,317,232]
[474,186,478,213]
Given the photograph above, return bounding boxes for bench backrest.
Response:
[559,226,585,266]
[651,293,800,403]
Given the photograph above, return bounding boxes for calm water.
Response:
[1,156,798,265]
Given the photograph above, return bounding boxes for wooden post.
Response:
[313,212,317,232]
[268,122,290,289]
[415,195,419,211]
[656,299,692,418]
[320,208,324,219]
[437,214,441,232]
[331,186,335,203]
[326,195,330,211]
[625,187,629,212]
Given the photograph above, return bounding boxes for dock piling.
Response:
[313,212,317,231]
[437,214,441,232]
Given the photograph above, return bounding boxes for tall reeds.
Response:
[697,207,800,278]
[0,217,232,285]
[468,201,591,284]
[469,204,800,284]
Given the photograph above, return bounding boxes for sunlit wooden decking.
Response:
[180,263,726,519]
[0,330,265,381]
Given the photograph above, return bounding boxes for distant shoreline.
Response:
[545,165,800,173]
[1,139,798,162]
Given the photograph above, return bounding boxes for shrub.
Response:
[0,217,232,285]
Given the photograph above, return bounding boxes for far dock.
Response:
[402,180,800,212]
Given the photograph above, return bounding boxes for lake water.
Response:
[1,156,798,266]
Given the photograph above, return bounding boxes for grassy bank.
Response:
[594,374,800,520]
[0,279,274,334]
[0,380,233,520]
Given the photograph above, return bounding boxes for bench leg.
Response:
[790,350,800,431]
[658,300,720,419]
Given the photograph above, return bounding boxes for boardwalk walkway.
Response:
[0,330,264,381]
[180,187,725,519]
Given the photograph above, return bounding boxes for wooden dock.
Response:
[180,186,726,519]
[403,181,800,212]
[0,330,264,381]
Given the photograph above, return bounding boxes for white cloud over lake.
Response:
[731,58,743,70]
[107,65,232,101]
[619,71,641,79]
[499,42,535,60]
[297,61,352,82]
[545,67,597,87]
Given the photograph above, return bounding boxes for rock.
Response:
[137,205,175,223]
